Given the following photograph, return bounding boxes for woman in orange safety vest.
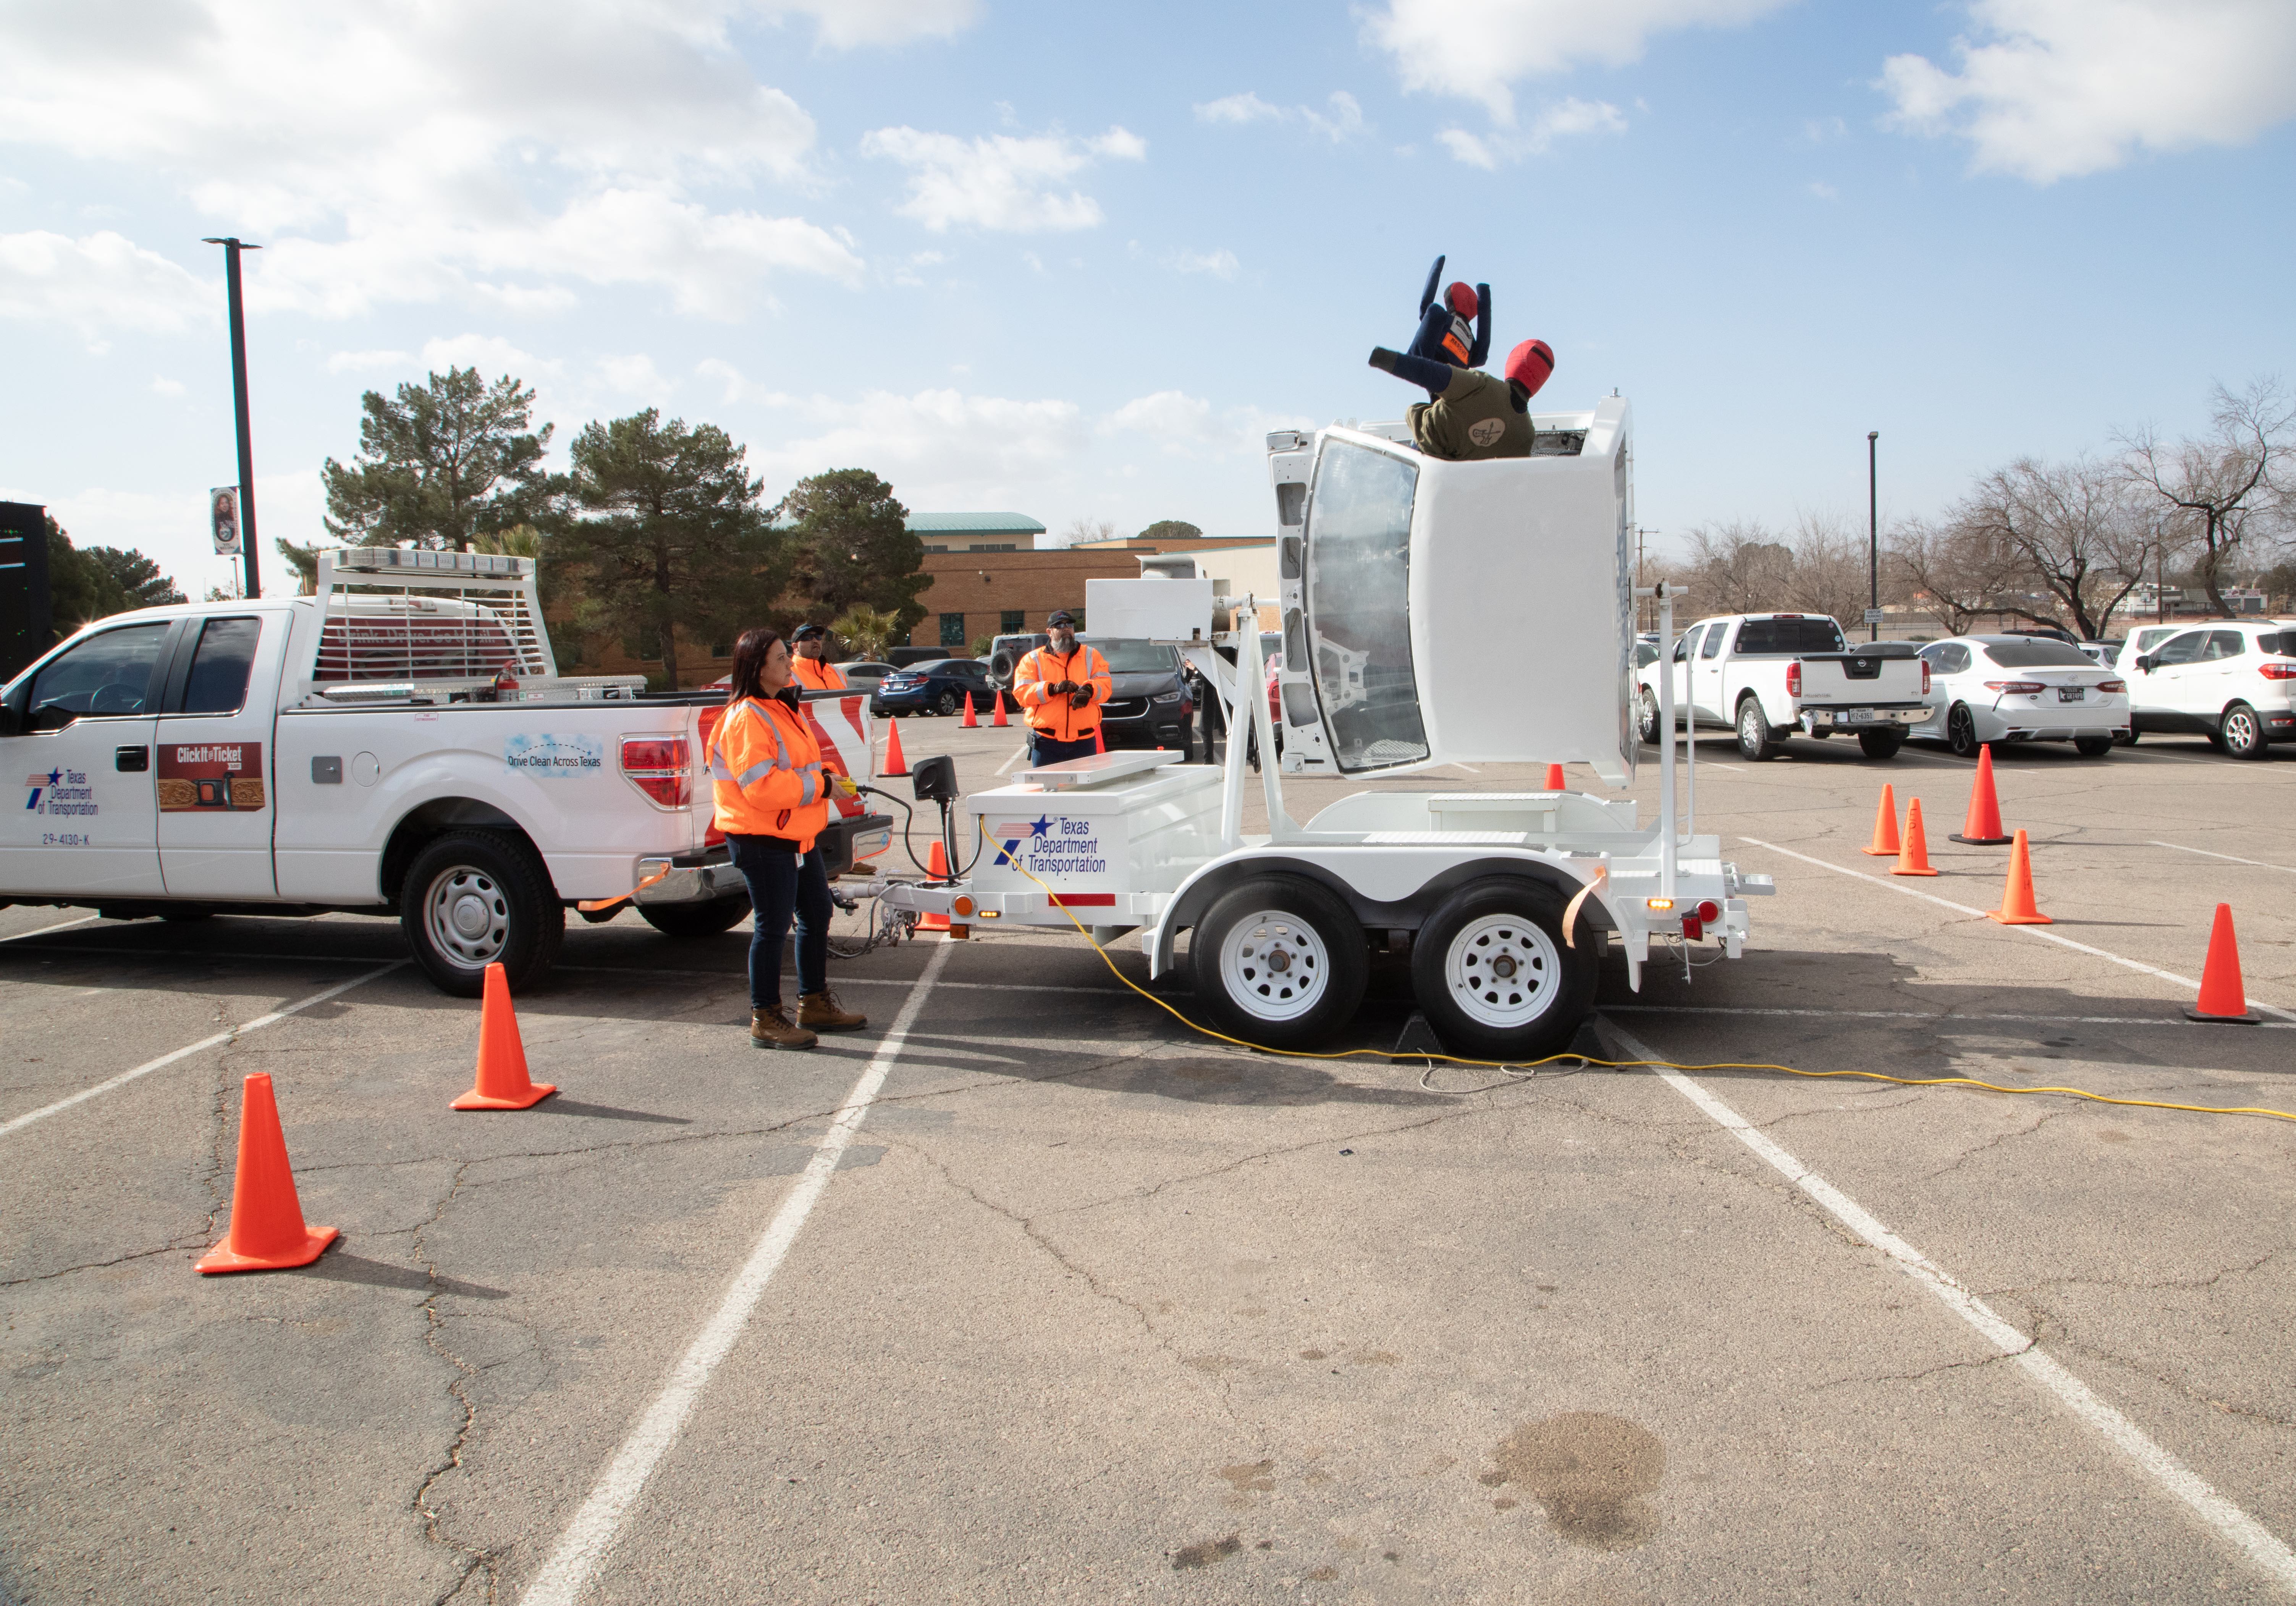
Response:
[711,627,868,1051]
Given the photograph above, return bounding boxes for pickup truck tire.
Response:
[1191,874,1366,1050]
[1856,729,1905,760]
[1411,878,1595,1062]
[402,830,564,996]
[2222,704,2269,760]
[639,895,752,938]
[1735,696,1778,761]
[1636,690,1659,745]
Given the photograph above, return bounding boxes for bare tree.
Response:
[2120,377,2294,615]
[1956,457,2155,639]
[1060,516,1118,548]
[1776,511,1879,627]
[1889,515,2015,636]
[1677,515,1885,628]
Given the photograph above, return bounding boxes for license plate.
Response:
[2058,687,2084,702]
[1837,709,1871,724]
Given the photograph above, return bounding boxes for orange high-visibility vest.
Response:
[792,656,846,692]
[1013,644,1112,741]
[709,695,829,848]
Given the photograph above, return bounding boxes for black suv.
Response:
[1081,637,1194,755]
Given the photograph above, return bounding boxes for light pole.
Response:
[200,236,263,599]
[1866,431,1879,643]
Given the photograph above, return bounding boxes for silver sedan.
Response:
[1913,635,2130,758]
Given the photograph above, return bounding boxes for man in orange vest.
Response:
[789,622,846,691]
[1013,609,1113,766]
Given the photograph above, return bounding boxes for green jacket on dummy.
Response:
[1405,367,1533,461]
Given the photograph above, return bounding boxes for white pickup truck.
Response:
[0,547,888,993]
[1635,612,1929,760]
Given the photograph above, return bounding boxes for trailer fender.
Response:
[1145,850,1623,979]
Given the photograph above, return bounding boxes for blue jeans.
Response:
[1029,732,1099,767]
[728,835,831,1010]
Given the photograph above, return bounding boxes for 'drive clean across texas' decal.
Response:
[504,733,605,779]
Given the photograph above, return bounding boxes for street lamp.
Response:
[1866,431,1879,643]
[200,236,264,599]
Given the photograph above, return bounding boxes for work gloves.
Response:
[1069,685,1093,708]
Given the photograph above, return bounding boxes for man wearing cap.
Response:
[789,623,846,692]
[1013,610,1113,767]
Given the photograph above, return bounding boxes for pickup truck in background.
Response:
[1635,612,1929,760]
[0,547,889,993]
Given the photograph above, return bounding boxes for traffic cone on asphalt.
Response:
[883,716,910,778]
[2186,903,2262,1023]
[1891,798,1939,876]
[452,963,558,1110]
[1544,763,1567,791]
[961,692,978,728]
[196,1073,338,1274]
[1094,725,1106,755]
[1987,829,2052,924]
[992,692,1009,727]
[1861,784,1902,856]
[1951,745,2014,846]
[918,840,953,933]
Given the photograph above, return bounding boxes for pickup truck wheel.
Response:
[1856,729,1905,759]
[639,895,752,938]
[1946,703,1982,758]
[402,831,564,997]
[1191,875,1366,1050]
[1636,690,1659,745]
[2222,703,2269,759]
[1735,697,1777,761]
[1412,879,1596,1062]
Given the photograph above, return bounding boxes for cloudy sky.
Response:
[3,0,2293,599]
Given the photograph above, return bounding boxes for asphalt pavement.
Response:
[3,717,2292,1604]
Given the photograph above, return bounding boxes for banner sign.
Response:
[210,486,242,555]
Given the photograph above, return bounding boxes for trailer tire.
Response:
[639,895,751,939]
[1411,879,1596,1062]
[1190,875,1366,1050]
[402,830,564,997]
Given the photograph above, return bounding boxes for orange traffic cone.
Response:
[883,715,910,778]
[1544,763,1567,791]
[919,840,952,931]
[992,691,1009,727]
[961,691,978,727]
[2186,903,2261,1023]
[452,963,558,1110]
[1094,725,1105,755]
[1891,797,1938,876]
[1951,744,2013,845]
[1987,829,2051,924]
[1861,783,1902,856]
[196,1073,337,1274]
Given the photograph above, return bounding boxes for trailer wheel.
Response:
[1191,876,1366,1049]
[639,895,751,938]
[402,830,564,996]
[1411,879,1596,1062]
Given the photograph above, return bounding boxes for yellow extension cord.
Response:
[958,817,2296,1128]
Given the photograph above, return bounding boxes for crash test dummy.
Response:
[1368,336,1556,461]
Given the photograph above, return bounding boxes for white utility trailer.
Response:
[881,398,1771,1057]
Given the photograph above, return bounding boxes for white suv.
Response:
[2121,620,2296,758]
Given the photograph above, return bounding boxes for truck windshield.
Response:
[1732,617,1848,654]
[1305,440,1427,772]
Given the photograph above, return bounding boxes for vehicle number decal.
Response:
[24,767,96,819]
[504,733,605,779]
[159,742,267,811]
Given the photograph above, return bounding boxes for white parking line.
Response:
[994,744,1029,775]
[1607,1002,2296,1030]
[0,915,99,945]
[0,961,407,1140]
[1608,1020,2296,1594]
[1740,837,2296,1023]
[519,939,953,1606]
[2150,841,2296,875]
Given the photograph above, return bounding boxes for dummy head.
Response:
[1505,339,1555,408]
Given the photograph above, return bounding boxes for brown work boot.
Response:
[797,990,867,1033]
[750,1004,817,1051]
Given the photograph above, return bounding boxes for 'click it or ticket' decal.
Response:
[159,742,266,811]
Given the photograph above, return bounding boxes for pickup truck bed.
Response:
[1636,613,1927,761]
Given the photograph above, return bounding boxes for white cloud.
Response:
[861,124,1146,232]
[149,375,186,397]
[1193,91,1368,142]
[1877,0,2296,183]
[326,349,413,374]
[0,2,863,320]
[752,0,982,49]
[753,387,1090,502]
[1807,180,1839,200]
[1103,391,1310,459]
[1436,97,1627,165]
[597,352,672,398]
[417,334,562,382]
[696,358,794,407]
[0,230,215,335]
[1368,0,1794,120]
[1169,248,1240,279]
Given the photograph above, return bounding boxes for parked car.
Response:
[872,657,1002,717]
[1912,635,2128,757]
[834,660,899,691]
[986,633,1047,690]
[1080,636,1194,754]
[2120,620,2296,758]
[885,644,961,669]
[1635,612,1928,760]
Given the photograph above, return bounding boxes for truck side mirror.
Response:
[2133,655,2152,672]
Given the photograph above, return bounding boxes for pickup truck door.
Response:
[0,619,172,897]
[1692,620,1730,722]
[155,612,281,897]
[1661,628,1698,724]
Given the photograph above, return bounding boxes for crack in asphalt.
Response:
[0,1239,205,1289]
[1809,1346,2029,1394]
[1919,1107,2070,1180]
[409,1157,500,1606]
[1986,1248,2288,1301]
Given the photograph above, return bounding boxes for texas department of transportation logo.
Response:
[986,814,1108,875]
[24,769,59,811]
[25,768,95,816]
[988,816,1052,868]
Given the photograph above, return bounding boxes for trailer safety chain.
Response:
[976,818,2296,1128]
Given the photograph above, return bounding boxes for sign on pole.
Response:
[1863,607,1885,624]
[210,486,242,555]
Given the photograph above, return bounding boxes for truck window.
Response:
[27,623,170,724]
[2204,630,2246,661]
[1699,624,1726,659]
[1305,440,1427,772]
[177,617,262,714]
[1732,618,1848,654]
[2151,631,2204,666]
